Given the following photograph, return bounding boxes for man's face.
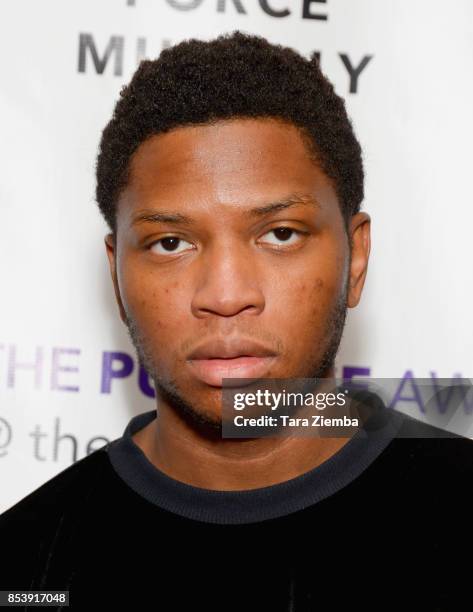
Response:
[105,117,370,429]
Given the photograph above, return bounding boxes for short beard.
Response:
[124,315,225,435]
[306,283,349,380]
[124,280,349,436]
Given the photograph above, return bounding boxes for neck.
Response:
[132,369,352,491]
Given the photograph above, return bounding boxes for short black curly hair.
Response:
[95,30,364,236]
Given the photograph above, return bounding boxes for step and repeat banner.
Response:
[0,0,472,513]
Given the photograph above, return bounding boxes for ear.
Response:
[347,212,371,308]
[104,233,127,325]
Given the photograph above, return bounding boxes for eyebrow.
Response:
[131,193,321,227]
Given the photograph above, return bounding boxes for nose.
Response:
[190,239,265,319]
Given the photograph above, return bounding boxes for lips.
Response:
[186,338,278,387]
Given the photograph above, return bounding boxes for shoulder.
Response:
[0,446,111,529]
[0,446,115,589]
[384,410,473,480]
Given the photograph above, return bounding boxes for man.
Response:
[1,31,471,610]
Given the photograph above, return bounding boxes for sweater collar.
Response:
[106,392,404,524]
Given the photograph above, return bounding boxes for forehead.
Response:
[118,117,338,222]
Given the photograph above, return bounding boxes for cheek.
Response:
[293,277,331,325]
[269,258,342,344]
[120,264,184,334]
[282,262,340,308]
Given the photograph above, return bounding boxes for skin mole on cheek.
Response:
[315,278,324,290]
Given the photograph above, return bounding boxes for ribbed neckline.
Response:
[106,392,405,525]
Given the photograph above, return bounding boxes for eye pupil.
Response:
[161,237,180,251]
[274,227,292,241]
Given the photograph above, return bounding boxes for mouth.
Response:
[186,355,278,387]
[185,337,279,387]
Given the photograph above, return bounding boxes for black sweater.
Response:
[1,398,472,611]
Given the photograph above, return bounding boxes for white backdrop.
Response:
[0,0,472,513]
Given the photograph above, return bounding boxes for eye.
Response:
[149,236,194,255]
[259,226,305,248]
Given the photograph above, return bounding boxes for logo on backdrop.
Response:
[76,0,373,94]
[1,344,471,407]
[1,344,472,463]
[126,0,329,20]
